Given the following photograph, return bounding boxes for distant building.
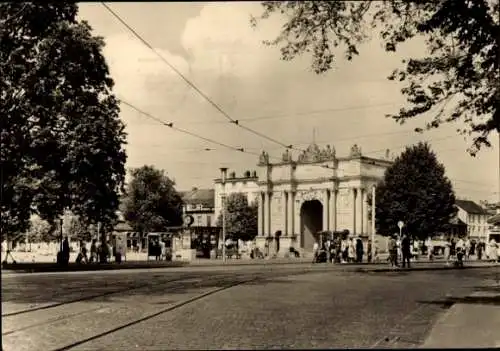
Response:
[213,170,259,222]
[455,199,490,240]
[480,201,500,216]
[181,188,215,227]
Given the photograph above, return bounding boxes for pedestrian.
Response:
[427,238,434,261]
[89,239,97,263]
[160,240,166,261]
[477,239,483,261]
[62,237,70,266]
[388,235,398,267]
[488,238,497,262]
[312,241,319,263]
[348,239,355,263]
[76,240,88,264]
[356,237,364,263]
[444,239,451,265]
[465,238,471,261]
[325,239,331,264]
[456,237,465,266]
[367,240,372,263]
[401,234,411,268]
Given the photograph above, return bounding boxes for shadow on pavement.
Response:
[1,272,300,306]
[417,295,500,308]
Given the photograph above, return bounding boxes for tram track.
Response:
[51,276,258,351]
[1,270,267,339]
[2,269,252,318]
[2,266,340,351]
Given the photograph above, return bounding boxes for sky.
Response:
[78,2,499,203]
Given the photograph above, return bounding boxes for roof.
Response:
[181,188,214,207]
[487,214,500,225]
[455,200,489,215]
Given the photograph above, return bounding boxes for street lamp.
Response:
[220,167,228,263]
[371,184,376,261]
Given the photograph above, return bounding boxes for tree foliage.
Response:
[252,0,499,155]
[0,3,127,241]
[370,142,457,239]
[27,216,54,243]
[123,166,183,233]
[216,193,258,242]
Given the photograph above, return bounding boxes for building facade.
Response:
[250,143,391,254]
[214,170,259,222]
[455,199,490,240]
[181,188,215,227]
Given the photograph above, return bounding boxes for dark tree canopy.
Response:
[252,0,499,155]
[371,142,457,239]
[1,3,127,241]
[217,193,258,242]
[123,166,183,233]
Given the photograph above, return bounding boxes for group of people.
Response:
[387,234,414,268]
[149,239,170,261]
[313,236,377,264]
[75,239,116,264]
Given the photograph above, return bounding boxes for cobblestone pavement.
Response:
[2,265,498,350]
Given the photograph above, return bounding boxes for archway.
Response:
[300,200,323,251]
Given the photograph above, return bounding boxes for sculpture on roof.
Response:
[350,144,362,157]
[297,143,337,163]
[259,150,269,165]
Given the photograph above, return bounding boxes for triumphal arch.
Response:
[254,143,392,255]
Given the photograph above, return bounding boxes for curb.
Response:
[356,263,499,273]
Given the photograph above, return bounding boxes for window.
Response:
[197,215,202,225]
[207,215,211,227]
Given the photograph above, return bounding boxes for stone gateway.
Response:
[254,142,391,256]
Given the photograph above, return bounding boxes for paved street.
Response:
[2,264,499,350]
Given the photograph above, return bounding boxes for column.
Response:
[288,190,295,236]
[266,191,272,236]
[352,188,357,235]
[330,188,337,231]
[264,192,270,236]
[258,192,264,236]
[323,189,330,231]
[358,187,364,235]
[363,188,369,234]
[283,191,288,235]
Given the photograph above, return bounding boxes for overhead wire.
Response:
[101,2,293,150]
[102,3,492,190]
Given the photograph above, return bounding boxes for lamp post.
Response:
[371,185,376,261]
[220,167,228,263]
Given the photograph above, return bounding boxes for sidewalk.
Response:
[421,283,500,348]
[2,256,498,273]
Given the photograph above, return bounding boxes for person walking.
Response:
[401,234,411,268]
[388,235,398,267]
[356,237,364,263]
[89,239,97,263]
[312,241,319,263]
[477,239,483,261]
[348,238,355,263]
[426,237,434,261]
[444,239,451,265]
[465,238,471,261]
[367,240,372,263]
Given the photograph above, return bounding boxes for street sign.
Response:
[397,221,404,229]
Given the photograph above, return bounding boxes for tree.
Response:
[27,217,54,243]
[370,142,456,240]
[0,3,127,242]
[217,193,258,242]
[251,1,499,155]
[123,166,183,234]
